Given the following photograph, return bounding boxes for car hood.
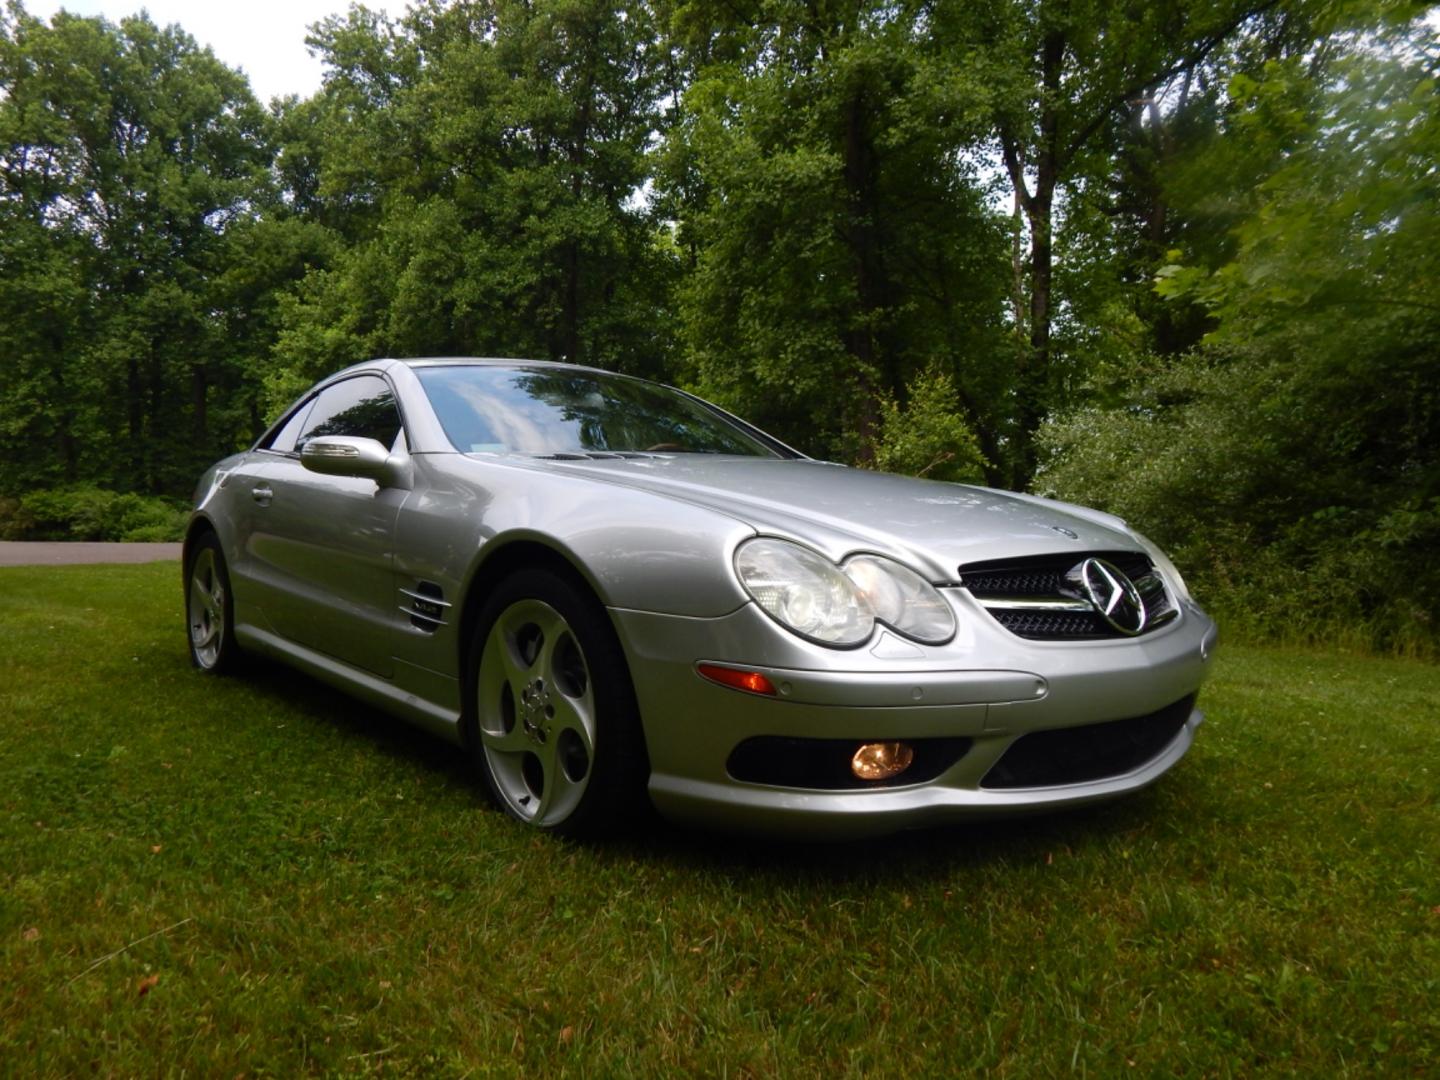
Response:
[515,455,1138,581]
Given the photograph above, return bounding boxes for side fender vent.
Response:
[400,581,450,633]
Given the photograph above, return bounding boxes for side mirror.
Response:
[300,436,393,481]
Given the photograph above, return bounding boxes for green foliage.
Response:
[1040,346,1440,653]
[1040,21,1440,653]
[267,0,674,415]
[0,485,187,541]
[0,3,316,498]
[870,366,989,483]
[660,2,1012,466]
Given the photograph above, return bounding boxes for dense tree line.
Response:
[1,0,1436,648]
[1039,14,1440,650]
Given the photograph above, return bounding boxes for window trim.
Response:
[256,396,317,457]
[255,372,409,459]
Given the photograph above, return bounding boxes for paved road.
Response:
[0,541,184,567]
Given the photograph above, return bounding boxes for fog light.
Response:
[851,741,914,781]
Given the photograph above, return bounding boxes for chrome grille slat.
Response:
[399,587,453,608]
[402,582,449,633]
[977,597,1094,612]
[399,603,447,629]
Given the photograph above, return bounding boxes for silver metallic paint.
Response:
[189,357,1218,834]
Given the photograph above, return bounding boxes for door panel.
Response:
[251,459,405,676]
[241,374,408,677]
[211,454,283,627]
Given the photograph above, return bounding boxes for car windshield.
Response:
[415,365,784,458]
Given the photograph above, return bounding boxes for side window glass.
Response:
[296,376,403,451]
[261,398,316,454]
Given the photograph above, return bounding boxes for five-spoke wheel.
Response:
[468,568,646,836]
[186,533,240,672]
[477,597,597,826]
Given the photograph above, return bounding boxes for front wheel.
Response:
[185,533,241,673]
[466,568,648,837]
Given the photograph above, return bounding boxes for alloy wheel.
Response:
[476,598,596,827]
[188,547,227,670]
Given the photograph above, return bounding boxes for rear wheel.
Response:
[466,568,647,837]
[185,533,241,673]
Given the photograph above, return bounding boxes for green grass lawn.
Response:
[1,563,1436,1077]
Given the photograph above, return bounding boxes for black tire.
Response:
[185,532,242,674]
[464,567,649,838]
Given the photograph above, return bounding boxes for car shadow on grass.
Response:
[224,651,1199,885]
[233,651,476,790]
[604,793,1174,884]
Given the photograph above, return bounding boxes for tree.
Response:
[0,3,296,495]
[659,0,1012,468]
[1040,15,1440,649]
[268,0,673,413]
[932,0,1300,485]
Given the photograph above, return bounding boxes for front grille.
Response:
[960,549,1177,641]
[992,609,1112,638]
[981,694,1196,789]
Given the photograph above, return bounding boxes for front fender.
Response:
[387,453,756,686]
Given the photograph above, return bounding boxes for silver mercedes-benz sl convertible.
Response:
[185,357,1217,837]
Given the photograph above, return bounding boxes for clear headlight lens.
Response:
[843,555,956,644]
[734,538,874,645]
[1128,529,1191,601]
[734,538,956,648]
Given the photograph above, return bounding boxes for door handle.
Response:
[251,485,273,505]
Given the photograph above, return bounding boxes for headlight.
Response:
[1128,529,1191,602]
[843,555,956,644]
[734,538,956,648]
[734,538,874,645]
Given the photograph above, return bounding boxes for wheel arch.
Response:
[181,514,218,578]
[455,536,617,747]
[459,542,654,833]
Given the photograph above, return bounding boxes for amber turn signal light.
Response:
[697,663,778,696]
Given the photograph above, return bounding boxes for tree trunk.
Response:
[842,85,884,463]
[561,33,599,365]
[127,357,144,486]
[561,240,581,363]
[1000,28,1063,490]
[192,363,208,448]
[1017,29,1063,488]
[47,322,78,483]
[1010,189,1027,330]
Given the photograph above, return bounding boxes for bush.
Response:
[869,365,988,484]
[1035,352,1440,657]
[0,486,188,542]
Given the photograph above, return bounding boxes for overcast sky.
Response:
[25,1,406,103]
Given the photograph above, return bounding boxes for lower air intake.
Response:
[727,736,971,790]
[981,695,1196,789]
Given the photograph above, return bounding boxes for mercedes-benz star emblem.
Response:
[1077,558,1147,635]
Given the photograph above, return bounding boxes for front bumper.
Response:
[612,590,1217,837]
